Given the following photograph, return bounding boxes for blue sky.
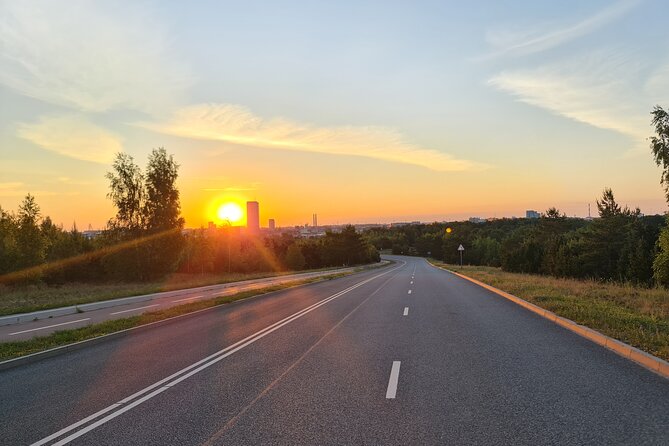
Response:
[1,0,668,227]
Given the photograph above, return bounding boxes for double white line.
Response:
[32,263,402,446]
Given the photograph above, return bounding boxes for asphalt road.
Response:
[1,256,667,445]
[0,266,367,341]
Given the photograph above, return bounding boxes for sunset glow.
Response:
[1,1,668,229]
[217,203,243,225]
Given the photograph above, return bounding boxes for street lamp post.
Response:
[223,218,232,273]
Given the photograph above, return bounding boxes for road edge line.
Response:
[428,260,669,380]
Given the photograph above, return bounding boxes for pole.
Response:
[225,218,231,273]
[459,250,463,267]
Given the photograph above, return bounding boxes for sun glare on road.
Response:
[217,202,243,224]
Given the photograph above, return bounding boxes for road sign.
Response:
[458,244,464,251]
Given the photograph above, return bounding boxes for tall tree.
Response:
[144,147,184,231]
[650,106,669,203]
[597,188,622,218]
[15,194,45,269]
[650,106,669,286]
[106,153,145,232]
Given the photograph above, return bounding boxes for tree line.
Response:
[367,105,669,288]
[366,192,665,286]
[0,148,379,285]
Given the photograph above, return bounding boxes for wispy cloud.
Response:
[17,114,123,163]
[55,177,92,186]
[0,0,190,113]
[0,182,24,198]
[483,0,640,59]
[488,51,669,154]
[139,103,488,172]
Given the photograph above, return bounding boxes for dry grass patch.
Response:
[430,261,669,361]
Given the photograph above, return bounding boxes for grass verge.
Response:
[429,260,669,361]
[0,274,353,363]
[0,264,380,317]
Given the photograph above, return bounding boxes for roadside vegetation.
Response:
[430,261,669,361]
[0,274,349,362]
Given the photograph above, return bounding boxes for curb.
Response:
[0,263,390,327]
[0,261,392,371]
[428,261,669,380]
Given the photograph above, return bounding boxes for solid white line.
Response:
[32,262,405,446]
[51,387,170,446]
[407,290,412,295]
[172,295,206,303]
[9,318,91,336]
[403,307,409,316]
[30,404,123,446]
[110,305,159,315]
[386,361,401,399]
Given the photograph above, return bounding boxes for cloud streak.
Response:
[488,51,669,153]
[139,103,488,172]
[483,0,640,58]
[0,182,24,198]
[0,0,190,113]
[17,114,123,164]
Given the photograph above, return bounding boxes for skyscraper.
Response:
[312,213,317,228]
[247,201,259,232]
[268,218,275,230]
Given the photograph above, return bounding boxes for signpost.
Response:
[458,244,464,267]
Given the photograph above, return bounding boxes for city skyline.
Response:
[2,0,669,228]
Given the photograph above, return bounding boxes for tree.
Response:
[104,149,185,280]
[653,225,669,286]
[144,148,184,232]
[106,153,145,232]
[597,188,621,218]
[0,206,18,274]
[285,244,306,270]
[15,194,45,270]
[544,207,565,219]
[650,106,669,286]
[650,106,669,203]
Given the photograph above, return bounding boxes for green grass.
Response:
[429,260,669,361]
[0,266,363,317]
[0,275,346,362]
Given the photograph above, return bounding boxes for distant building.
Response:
[82,230,103,239]
[246,201,260,232]
[469,217,485,224]
[208,221,216,230]
[526,210,540,219]
[268,218,275,230]
[312,213,318,228]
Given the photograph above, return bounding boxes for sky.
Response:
[1,0,668,228]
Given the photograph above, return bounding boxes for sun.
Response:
[217,203,243,224]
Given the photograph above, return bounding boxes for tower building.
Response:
[247,201,260,232]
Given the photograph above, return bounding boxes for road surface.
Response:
[0,265,372,341]
[1,256,667,445]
